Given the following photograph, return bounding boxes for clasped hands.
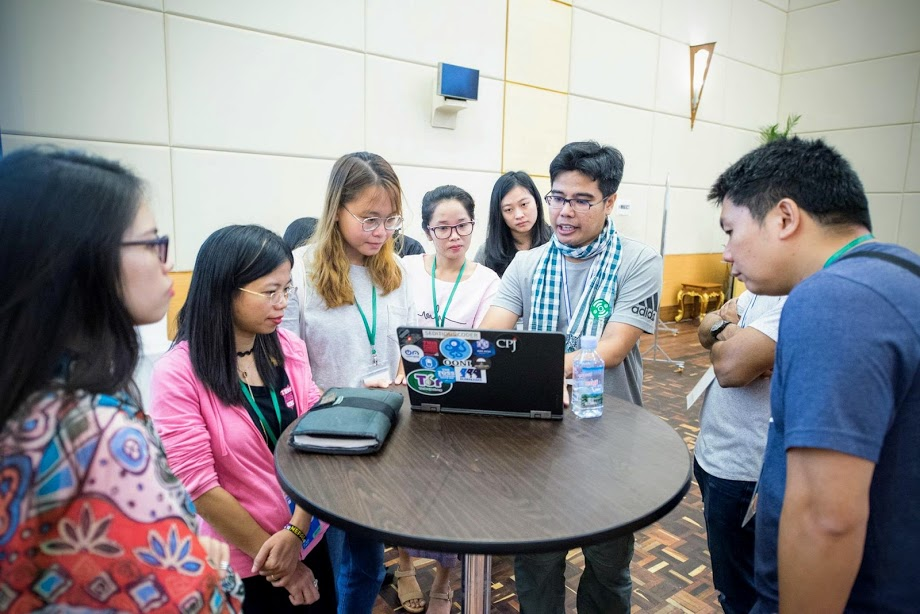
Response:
[252,527,320,606]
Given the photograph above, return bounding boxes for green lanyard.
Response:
[431,256,466,328]
[354,287,378,366]
[823,233,874,268]
[240,381,282,447]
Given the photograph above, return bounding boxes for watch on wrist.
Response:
[710,319,731,341]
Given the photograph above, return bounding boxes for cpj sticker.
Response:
[407,369,452,395]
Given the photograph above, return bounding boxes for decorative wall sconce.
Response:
[689,42,715,129]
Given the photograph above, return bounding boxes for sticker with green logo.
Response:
[590,298,611,318]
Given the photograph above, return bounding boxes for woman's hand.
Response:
[275,562,320,606]
[199,536,231,573]
[251,528,302,579]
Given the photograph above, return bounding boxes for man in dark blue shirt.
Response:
[709,137,920,613]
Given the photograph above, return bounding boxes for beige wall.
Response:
[1,0,918,349]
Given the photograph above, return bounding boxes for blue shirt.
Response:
[754,243,920,613]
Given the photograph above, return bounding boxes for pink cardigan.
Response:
[149,328,323,576]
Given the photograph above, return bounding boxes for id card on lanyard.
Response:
[355,286,391,385]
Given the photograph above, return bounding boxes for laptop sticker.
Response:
[407,369,453,395]
[455,367,487,384]
[419,356,439,370]
[400,344,424,363]
[436,365,457,383]
[472,339,496,357]
[440,337,472,361]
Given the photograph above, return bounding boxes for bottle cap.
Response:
[580,335,598,350]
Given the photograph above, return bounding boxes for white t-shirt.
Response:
[695,291,786,482]
[402,255,500,329]
[281,245,416,389]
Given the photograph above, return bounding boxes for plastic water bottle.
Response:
[572,336,604,418]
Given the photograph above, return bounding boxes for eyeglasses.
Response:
[427,221,475,239]
[342,207,403,232]
[238,285,296,306]
[121,235,169,264]
[544,193,609,213]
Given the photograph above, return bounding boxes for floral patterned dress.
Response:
[0,390,244,613]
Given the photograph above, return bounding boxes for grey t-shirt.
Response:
[695,292,786,482]
[281,245,415,389]
[491,236,662,406]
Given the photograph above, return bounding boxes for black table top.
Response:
[276,389,691,554]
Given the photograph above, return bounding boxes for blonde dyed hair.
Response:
[308,152,404,308]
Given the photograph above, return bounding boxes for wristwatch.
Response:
[710,319,731,341]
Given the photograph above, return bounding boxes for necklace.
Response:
[236,347,254,357]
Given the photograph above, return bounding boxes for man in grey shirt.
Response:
[481,141,662,614]
[695,291,785,614]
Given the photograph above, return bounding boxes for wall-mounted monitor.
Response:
[437,62,479,101]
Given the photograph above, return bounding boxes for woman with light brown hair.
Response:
[281,151,414,613]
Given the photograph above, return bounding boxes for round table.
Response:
[276,389,691,613]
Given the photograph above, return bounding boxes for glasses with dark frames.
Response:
[427,221,475,239]
[544,193,610,213]
[121,235,169,263]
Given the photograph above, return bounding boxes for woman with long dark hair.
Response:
[474,171,552,277]
[0,148,241,612]
[150,225,335,613]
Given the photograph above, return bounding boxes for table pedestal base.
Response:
[462,554,492,613]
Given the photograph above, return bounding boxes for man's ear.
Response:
[604,193,618,216]
[774,198,802,240]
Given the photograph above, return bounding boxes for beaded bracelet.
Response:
[284,523,307,544]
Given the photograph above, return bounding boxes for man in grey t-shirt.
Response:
[694,291,785,614]
[481,141,662,614]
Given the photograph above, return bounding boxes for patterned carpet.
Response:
[373,321,718,613]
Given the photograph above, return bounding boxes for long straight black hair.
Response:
[0,147,144,426]
[174,225,294,407]
[480,171,552,277]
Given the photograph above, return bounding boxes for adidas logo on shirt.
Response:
[631,294,659,320]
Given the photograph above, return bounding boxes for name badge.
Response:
[280,385,296,409]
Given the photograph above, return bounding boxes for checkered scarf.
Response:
[529,219,622,352]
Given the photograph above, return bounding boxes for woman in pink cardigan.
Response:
[151,225,335,613]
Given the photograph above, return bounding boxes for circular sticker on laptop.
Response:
[435,365,457,383]
[400,344,424,363]
[472,338,496,358]
[406,369,453,395]
[419,356,439,370]
[440,337,472,361]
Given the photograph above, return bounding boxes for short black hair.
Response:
[549,141,625,197]
[175,225,293,407]
[421,185,475,233]
[709,137,871,230]
[0,147,144,425]
[283,217,318,250]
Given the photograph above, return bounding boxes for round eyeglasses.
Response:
[427,221,475,239]
[238,285,296,306]
[343,207,403,232]
[544,193,609,213]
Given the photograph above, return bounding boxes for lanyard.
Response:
[431,256,466,327]
[824,233,874,268]
[354,287,378,366]
[738,295,757,328]
[560,259,573,321]
[240,381,282,447]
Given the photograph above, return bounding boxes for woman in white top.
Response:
[281,152,413,614]
[398,185,499,613]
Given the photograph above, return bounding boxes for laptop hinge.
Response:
[530,410,552,419]
[420,403,441,413]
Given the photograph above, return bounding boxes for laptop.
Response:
[397,326,566,420]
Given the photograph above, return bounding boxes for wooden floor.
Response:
[373,321,717,613]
